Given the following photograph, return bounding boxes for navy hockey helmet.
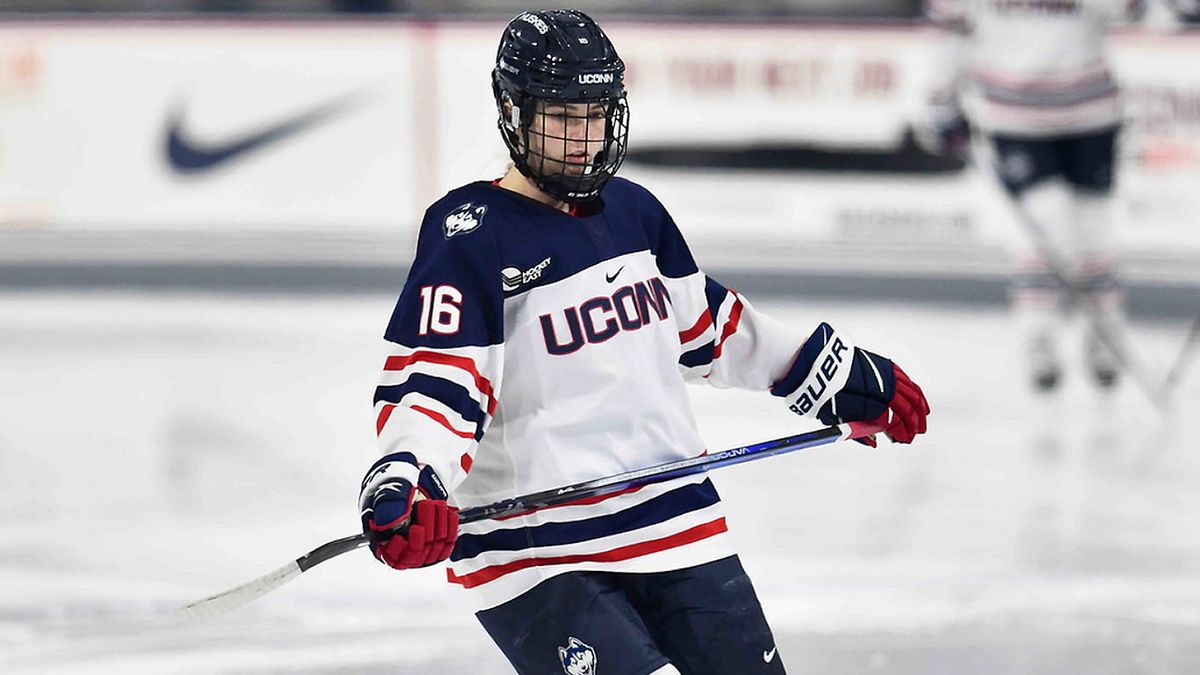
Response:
[492,9,630,202]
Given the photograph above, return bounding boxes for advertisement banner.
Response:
[0,24,420,235]
[0,21,1197,284]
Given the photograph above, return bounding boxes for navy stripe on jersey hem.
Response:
[450,479,720,562]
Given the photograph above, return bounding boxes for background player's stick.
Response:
[180,420,882,619]
[969,136,1170,407]
[1164,313,1200,393]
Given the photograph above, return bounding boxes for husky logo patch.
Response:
[444,203,487,239]
[558,636,596,675]
[1000,151,1034,185]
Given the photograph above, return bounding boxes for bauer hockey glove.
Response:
[358,452,459,569]
[771,322,930,447]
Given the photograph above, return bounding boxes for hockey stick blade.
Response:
[179,533,368,620]
[179,561,301,621]
[180,421,878,618]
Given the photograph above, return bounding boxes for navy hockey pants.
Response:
[990,125,1119,196]
[476,555,786,674]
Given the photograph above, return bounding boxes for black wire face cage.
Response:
[499,93,630,203]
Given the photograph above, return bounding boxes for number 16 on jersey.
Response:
[418,285,462,336]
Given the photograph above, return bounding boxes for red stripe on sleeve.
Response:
[410,404,476,439]
[711,295,744,361]
[446,517,728,589]
[376,404,396,435]
[385,351,498,415]
[678,310,713,345]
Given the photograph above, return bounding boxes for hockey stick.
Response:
[969,136,1169,407]
[180,420,881,619]
[1164,313,1200,393]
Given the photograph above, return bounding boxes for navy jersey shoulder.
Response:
[449,179,657,297]
[384,182,508,348]
[422,181,523,242]
[602,177,699,280]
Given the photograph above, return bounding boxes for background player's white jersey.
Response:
[374,177,806,610]
[926,0,1146,136]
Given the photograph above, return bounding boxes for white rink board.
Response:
[1,22,1199,277]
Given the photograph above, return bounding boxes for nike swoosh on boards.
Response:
[164,91,365,174]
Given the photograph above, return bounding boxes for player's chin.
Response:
[533,158,567,174]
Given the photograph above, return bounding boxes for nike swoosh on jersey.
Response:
[605,266,625,283]
[164,91,362,174]
[763,647,777,663]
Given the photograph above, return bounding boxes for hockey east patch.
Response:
[501,256,553,292]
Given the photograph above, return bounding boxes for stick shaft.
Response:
[181,422,874,617]
[459,421,870,523]
[1165,314,1200,392]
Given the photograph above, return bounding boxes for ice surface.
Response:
[1,291,1198,674]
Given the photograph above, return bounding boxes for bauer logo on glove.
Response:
[772,322,930,446]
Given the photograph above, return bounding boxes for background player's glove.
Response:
[914,96,971,161]
[771,323,930,446]
[359,452,459,569]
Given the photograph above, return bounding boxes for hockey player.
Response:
[1166,0,1200,22]
[918,0,1146,391]
[358,10,930,674]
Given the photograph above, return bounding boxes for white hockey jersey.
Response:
[373,177,807,610]
[925,0,1146,136]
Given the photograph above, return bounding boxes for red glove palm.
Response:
[370,499,460,569]
[859,364,930,447]
[359,452,460,570]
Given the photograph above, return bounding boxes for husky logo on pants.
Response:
[559,636,597,675]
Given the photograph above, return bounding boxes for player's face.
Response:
[526,101,609,178]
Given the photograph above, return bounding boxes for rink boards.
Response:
[0,19,1198,289]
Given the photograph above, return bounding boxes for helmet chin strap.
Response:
[587,149,608,175]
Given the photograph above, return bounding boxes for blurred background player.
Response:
[917,0,1148,391]
[1166,0,1200,22]
[356,9,929,675]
